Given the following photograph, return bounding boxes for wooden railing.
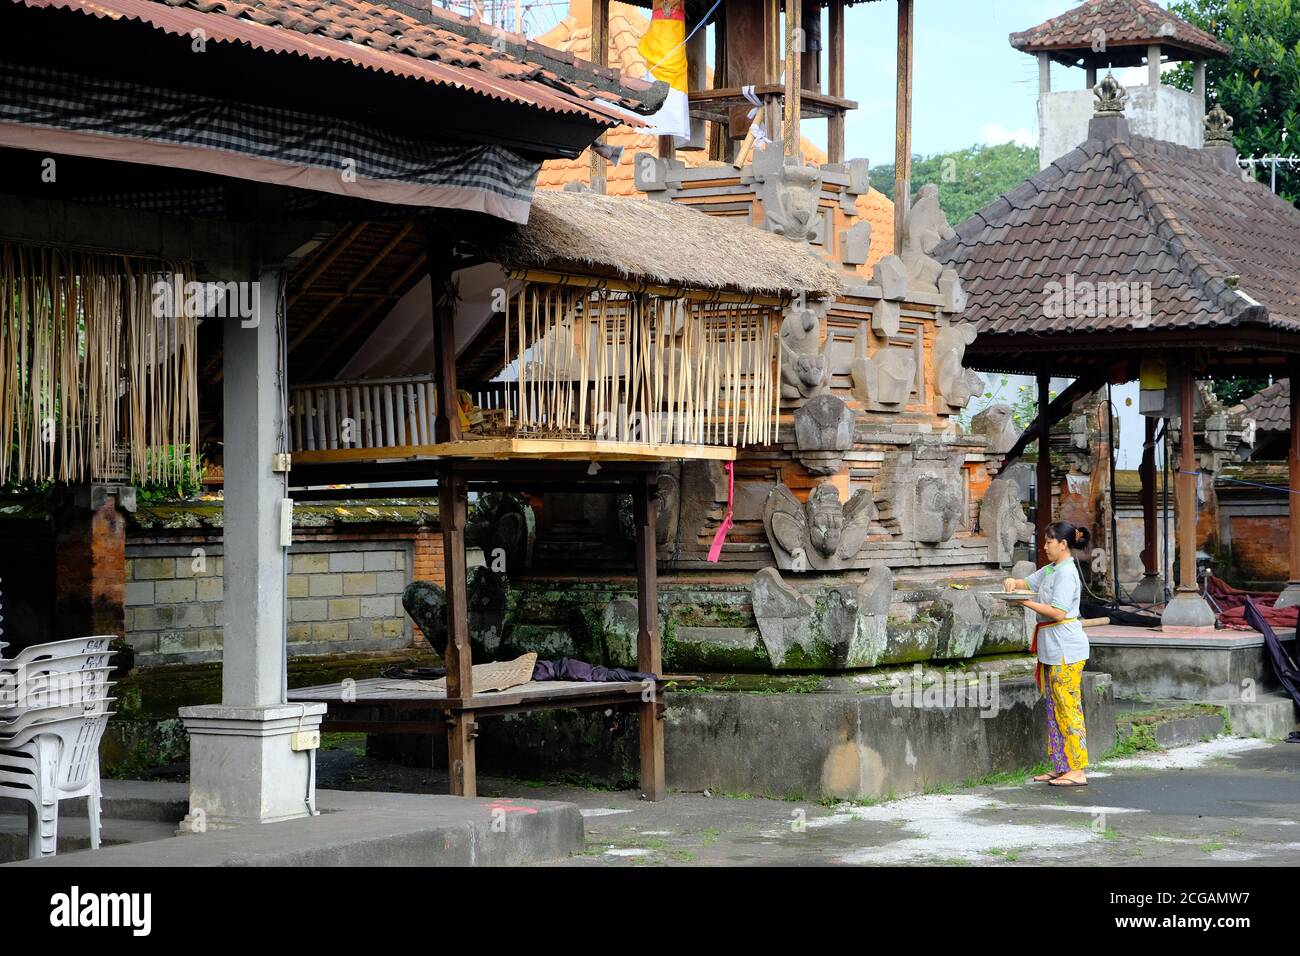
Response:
[290,375,438,451]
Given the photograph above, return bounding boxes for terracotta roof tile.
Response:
[1010,0,1228,60]
[1239,379,1289,433]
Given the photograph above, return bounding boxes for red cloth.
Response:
[1207,575,1299,630]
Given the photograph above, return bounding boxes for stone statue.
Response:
[839,219,872,266]
[794,394,854,475]
[1093,71,1126,115]
[915,472,965,544]
[971,403,1018,456]
[764,481,876,571]
[655,467,681,549]
[466,493,533,574]
[978,477,1033,566]
[1205,104,1234,146]
[751,565,894,669]
[780,308,833,400]
[877,442,965,544]
[850,323,915,407]
[901,183,956,294]
[932,323,984,411]
[402,580,447,647]
[753,144,824,242]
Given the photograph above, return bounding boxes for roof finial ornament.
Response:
[1093,71,1127,115]
[1205,104,1234,145]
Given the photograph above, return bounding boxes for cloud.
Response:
[978,122,1037,148]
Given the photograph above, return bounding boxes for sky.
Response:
[818,0,1178,162]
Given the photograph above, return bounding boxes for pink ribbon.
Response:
[706,461,735,563]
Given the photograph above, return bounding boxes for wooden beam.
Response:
[1140,415,1159,576]
[1035,369,1053,563]
[893,0,914,254]
[827,0,845,164]
[634,472,666,800]
[784,0,803,159]
[439,463,476,796]
[589,0,610,191]
[288,222,368,310]
[288,221,415,352]
[997,368,1116,470]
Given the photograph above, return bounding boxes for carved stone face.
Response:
[805,484,845,557]
[795,353,828,390]
[915,473,962,544]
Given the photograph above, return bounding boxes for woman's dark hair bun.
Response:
[1046,520,1090,551]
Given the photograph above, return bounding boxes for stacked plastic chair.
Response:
[0,635,115,858]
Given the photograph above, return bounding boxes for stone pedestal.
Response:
[1160,588,1215,632]
[1274,583,1300,610]
[179,703,326,829]
[1129,573,1165,605]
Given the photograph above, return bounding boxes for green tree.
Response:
[869,142,1040,227]
[1166,0,1300,205]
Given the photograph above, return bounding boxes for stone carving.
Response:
[752,566,894,669]
[467,566,508,654]
[932,323,984,411]
[655,466,681,549]
[838,157,872,215]
[780,308,833,400]
[901,183,957,295]
[877,441,965,544]
[938,270,967,313]
[934,587,995,659]
[850,323,915,406]
[971,403,1018,456]
[794,394,854,475]
[872,299,901,337]
[979,477,1033,566]
[764,481,876,571]
[402,580,447,647]
[1205,104,1234,145]
[753,144,824,242]
[840,219,873,266]
[466,492,534,574]
[872,255,908,300]
[1093,71,1126,115]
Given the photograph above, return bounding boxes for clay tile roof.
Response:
[1239,379,1290,433]
[534,2,894,271]
[21,0,664,120]
[933,131,1300,339]
[1010,0,1229,61]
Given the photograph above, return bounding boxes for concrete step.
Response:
[1116,694,1298,744]
[0,780,188,824]
[1115,701,1227,749]
[0,812,178,864]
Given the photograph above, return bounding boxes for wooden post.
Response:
[427,223,461,445]
[634,472,665,800]
[827,0,845,165]
[893,0,914,254]
[784,0,803,161]
[1085,62,1098,89]
[1136,414,1161,594]
[1278,360,1300,608]
[1036,370,1053,562]
[685,19,709,150]
[590,0,610,191]
[1176,368,1197,593]
[439,464,476,796]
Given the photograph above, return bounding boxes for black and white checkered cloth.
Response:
[0,60,539,209]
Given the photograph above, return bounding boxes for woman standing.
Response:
[1003,520,1092,787]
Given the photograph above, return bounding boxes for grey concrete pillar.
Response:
[1038,53,1051,96]
[1193,60,1206,104]
[1147,44,1161,86]
[180,268,324,829]
[220,269,287,707]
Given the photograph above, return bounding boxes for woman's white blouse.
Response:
[1026,557,1090,665]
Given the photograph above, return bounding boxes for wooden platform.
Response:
[289,676,671,716]
[292,438,736,465]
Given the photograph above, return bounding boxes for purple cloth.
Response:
[531,658,657,683]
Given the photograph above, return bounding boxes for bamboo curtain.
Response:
[502,277,781,447]
[0,242,199,485]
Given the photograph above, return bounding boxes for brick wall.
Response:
[124,532,444,664]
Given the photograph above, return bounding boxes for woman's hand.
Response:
[1003,577,1020,592]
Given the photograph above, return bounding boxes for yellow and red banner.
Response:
[637,0,690,141]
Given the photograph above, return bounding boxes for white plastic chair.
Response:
[0,712,113,858]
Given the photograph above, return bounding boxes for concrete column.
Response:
[1193,60,1206,103]
[181,268,324,829]
[1147,44,1161,86]
[1161,368,1215,631]
[1038,53,1051,96]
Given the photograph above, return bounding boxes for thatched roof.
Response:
[493,190,844,298]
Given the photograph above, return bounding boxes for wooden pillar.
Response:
[1086,62,1098,89]
[784,0,803,160]
[1035,371,1053,563]
[52,486,127,642]
[589,0,610,191]
[685,19,708,150]
[1136,414,1161,594]
[893,0,914,254]
[1176,369,1197,593]
[827,0,845,165]
[427,224,475,794]
[1278,361,1300,608]
[800,0,821,92]
[634,472,665,800]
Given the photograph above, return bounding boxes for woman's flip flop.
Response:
[1032,772,1063,782]
[1048,777,1088,787]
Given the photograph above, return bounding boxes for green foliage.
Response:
[1167,0,1300,205]
[135,444,205,503]
[870,142,1040,227]
[1207,376,1270,404]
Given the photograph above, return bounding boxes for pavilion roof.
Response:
[1010,0,1229,63]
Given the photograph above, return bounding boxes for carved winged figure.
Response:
[764,482,876,570]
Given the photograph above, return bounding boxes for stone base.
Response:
[1273,582,1300,609]
[1128,573,1165,605]
[1160,589,1215,631]
[179,703,326,829]
[1088,629,1288,700]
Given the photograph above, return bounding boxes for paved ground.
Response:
[316,736,1300,866]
